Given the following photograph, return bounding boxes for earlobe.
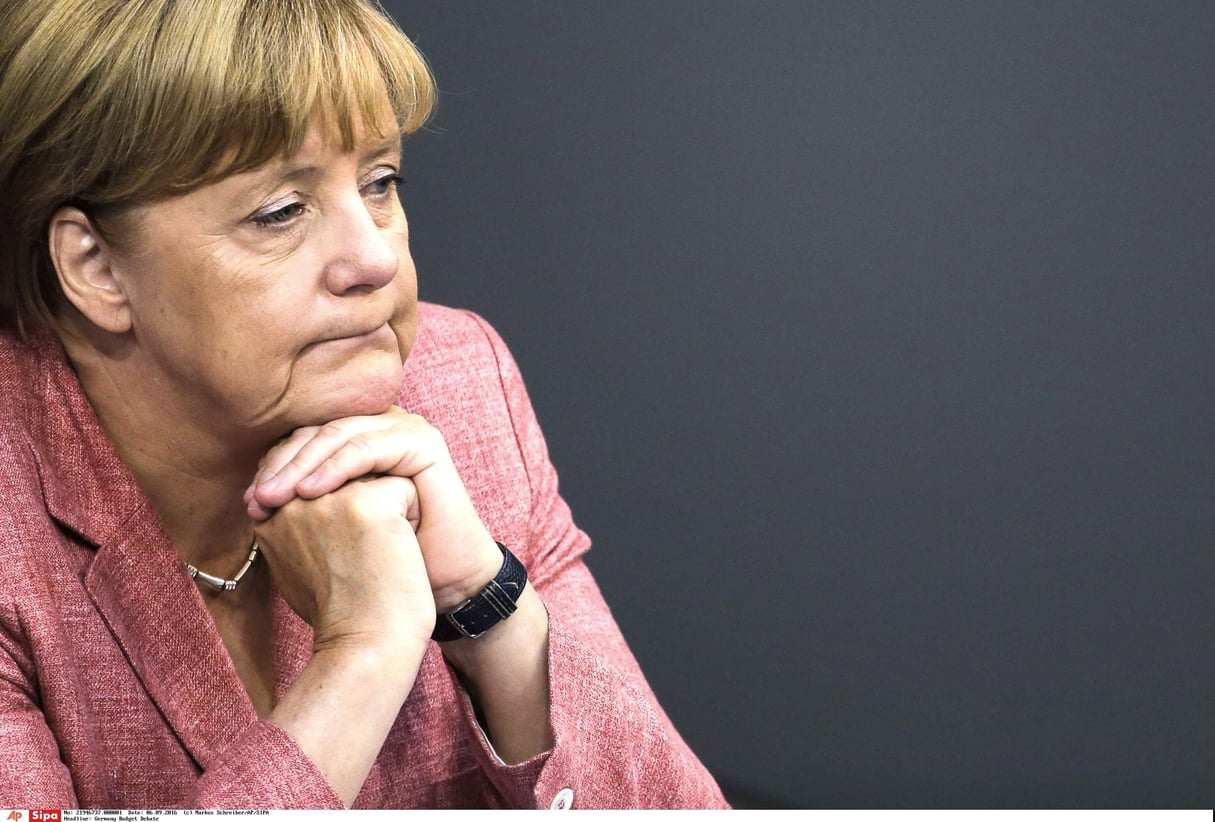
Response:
[48,207,133,334]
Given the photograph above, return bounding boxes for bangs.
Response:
[201,0,436,181]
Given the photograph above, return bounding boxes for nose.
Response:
[322,198,400,295]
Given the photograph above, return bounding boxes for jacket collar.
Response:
[19,330,285,771]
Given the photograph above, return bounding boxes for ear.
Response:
[47,206,133,334]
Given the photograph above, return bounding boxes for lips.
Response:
[305,322,395,354]
[334,325,384,342]
[324,320,392,342]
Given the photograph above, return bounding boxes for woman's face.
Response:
[106,109,417,438]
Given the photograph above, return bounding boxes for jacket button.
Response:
[550,788,575,810]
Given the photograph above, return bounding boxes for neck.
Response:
[59,322,272,568]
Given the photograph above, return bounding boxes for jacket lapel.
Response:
[27,333,259,772]
[82,521,260,771]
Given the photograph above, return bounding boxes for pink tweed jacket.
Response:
[0,303,727,809]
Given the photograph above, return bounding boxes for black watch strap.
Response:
[432,542,528,642]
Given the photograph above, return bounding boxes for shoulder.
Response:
[409,302,514,369]
[402,302,523,409]
[0,329,49,429]
[0,330,50,514]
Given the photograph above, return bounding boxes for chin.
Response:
[335,371,404,418]
[299,359,405,425]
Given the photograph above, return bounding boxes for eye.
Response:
[252,201,307,227]
[365,173,404,197]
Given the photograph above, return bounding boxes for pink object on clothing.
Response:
[0,303,728,809]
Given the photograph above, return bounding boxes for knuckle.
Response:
[417,421,446,448]
[318,421,348,440]
[265,494,308,523]
[293,424,323,440]
[347,493,382,521]
[347,482,407,522]
[274,426,317,455]
[346,433,379,457]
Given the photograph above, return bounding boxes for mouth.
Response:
[314,321,395,349]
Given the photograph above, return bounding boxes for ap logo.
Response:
[5,812,23,821]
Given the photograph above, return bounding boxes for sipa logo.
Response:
[31,813,60,822]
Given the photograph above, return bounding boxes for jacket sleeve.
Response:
[189,722,344,808]
[0,687,341,808]
[451,312,729,810]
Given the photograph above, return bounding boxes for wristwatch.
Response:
[431,542,528,642]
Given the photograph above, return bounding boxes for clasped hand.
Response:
[242,407,503,648]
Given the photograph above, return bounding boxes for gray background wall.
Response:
[384,1,1215,808]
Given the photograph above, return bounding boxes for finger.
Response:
[365,475,422,529]
[253,416,396,505]
[291,430,437,500]
[293,435,387,499]
[246,496,276,522]
[295,414,455,501]
[243,425,321,503]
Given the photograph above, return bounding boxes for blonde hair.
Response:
[0,0,436,334]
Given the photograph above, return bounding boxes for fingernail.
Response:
[249,499,275,520]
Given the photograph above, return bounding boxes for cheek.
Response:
[151,245,270,331]
[391,301,418,364]
[118,257,212,349]
[390,249,420,359]
[218,251,319,334]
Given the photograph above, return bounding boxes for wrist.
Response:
[432,541,528,642]
[304,634,431,705]
[431,533,512,613]
[312,612,435,662]
[440,583,547,670]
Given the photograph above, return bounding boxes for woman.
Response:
[0,0,726,809]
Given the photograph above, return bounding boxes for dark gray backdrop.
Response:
[384,1,1215,808]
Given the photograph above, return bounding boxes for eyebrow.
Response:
[234,137,405,200]
[362,136,405,164]
[256,136,404,185]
